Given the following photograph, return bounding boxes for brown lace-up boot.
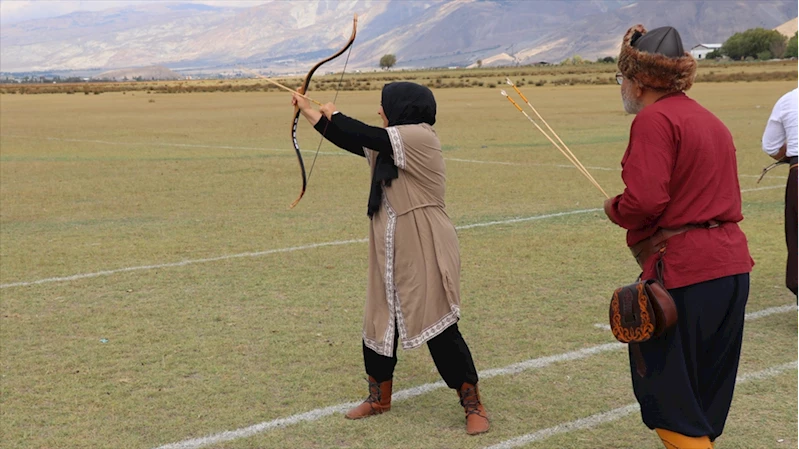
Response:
[457,382,490,435]
[345,376,392,419]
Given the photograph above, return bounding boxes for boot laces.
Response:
[365,377,382,404]
[459,386,486,417]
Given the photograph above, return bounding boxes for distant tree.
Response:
[785,32,798,58]
[379,54,397,70]
[476,59,483,68]
[721,28,786,60]
[600,56,616,63]
[561,55,584,65]
[756,50,773,60]
[705,49,722,60]
[770,37,787,59]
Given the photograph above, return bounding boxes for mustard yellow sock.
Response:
[655,428,714,449]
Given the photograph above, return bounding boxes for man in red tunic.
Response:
[604,25,754,449]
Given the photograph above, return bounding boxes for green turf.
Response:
[1,76,795,449]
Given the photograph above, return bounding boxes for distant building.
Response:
[690,44,722,60]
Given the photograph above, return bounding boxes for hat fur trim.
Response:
[617,24,697,92]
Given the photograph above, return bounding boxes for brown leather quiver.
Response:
[609,279,677,344]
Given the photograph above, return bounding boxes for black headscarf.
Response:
[368,82,437,217]
[381,82,437,127]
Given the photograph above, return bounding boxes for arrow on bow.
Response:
[290,13,358,209]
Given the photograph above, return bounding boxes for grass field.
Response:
[0,75,796,449]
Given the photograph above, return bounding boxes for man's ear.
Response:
[634,83,645,99]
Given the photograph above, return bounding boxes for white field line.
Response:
[740,185,786,192]
[743,304,798,319]
[2,135,782,181]
[2,135,608,171]
[444,157,782,180]
[0,134,341,156]
[593,304,798,331]
[0,209,602,289]
[152,343,623,449]
[444,157,620,172]
[0,239,369,289]
[2,181,782,290]
[456,208,601,230]
[152,305,795,449]
[482,361,798,449]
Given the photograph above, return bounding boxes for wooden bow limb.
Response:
[287,13,358,209]
[757,159,789,184]
[240,68,323,106]
[505,78,608,198]
[500,90,609,199]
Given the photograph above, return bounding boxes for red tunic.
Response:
[606,92,754,289]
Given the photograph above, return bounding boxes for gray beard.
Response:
[621,86,643,115]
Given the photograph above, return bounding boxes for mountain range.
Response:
[1,0,796,75]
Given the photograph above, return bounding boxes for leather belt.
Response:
[630,220,721,269]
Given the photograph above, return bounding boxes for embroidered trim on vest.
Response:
[362,179,459,355]
[363,192,399,357]
[394,287,408,345]
[402,305,461,350]
[386,127,405,169]
[362,333,379,354]
[381,193,398,356]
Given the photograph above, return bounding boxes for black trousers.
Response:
[363,323,479,389]
[631,273,749,441]
[785,165,797,296]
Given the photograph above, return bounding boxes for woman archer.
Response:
[291,82,490,435]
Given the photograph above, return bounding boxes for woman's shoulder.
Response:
[391,123,437,137]
[393,125,441,161]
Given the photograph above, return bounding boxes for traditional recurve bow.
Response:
[290,14,358,208]
[757,158,789,184]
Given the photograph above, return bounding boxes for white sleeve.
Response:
[762,98,786,156]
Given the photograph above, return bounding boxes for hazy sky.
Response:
[0,0,273,24]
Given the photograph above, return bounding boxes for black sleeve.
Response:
[329,113,393,155]
[312,115,365,157]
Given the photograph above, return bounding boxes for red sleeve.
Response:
[607,112,675,231]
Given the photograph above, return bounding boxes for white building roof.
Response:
[691,43,723,50]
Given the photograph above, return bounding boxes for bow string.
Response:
[290,13,358,208]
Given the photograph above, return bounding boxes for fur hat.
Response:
[617,24,697,92]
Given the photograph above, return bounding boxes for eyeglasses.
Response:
[615,72,624,85]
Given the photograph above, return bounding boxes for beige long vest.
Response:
[362,123,461,357]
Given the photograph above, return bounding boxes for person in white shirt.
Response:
[762,88,798,295]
